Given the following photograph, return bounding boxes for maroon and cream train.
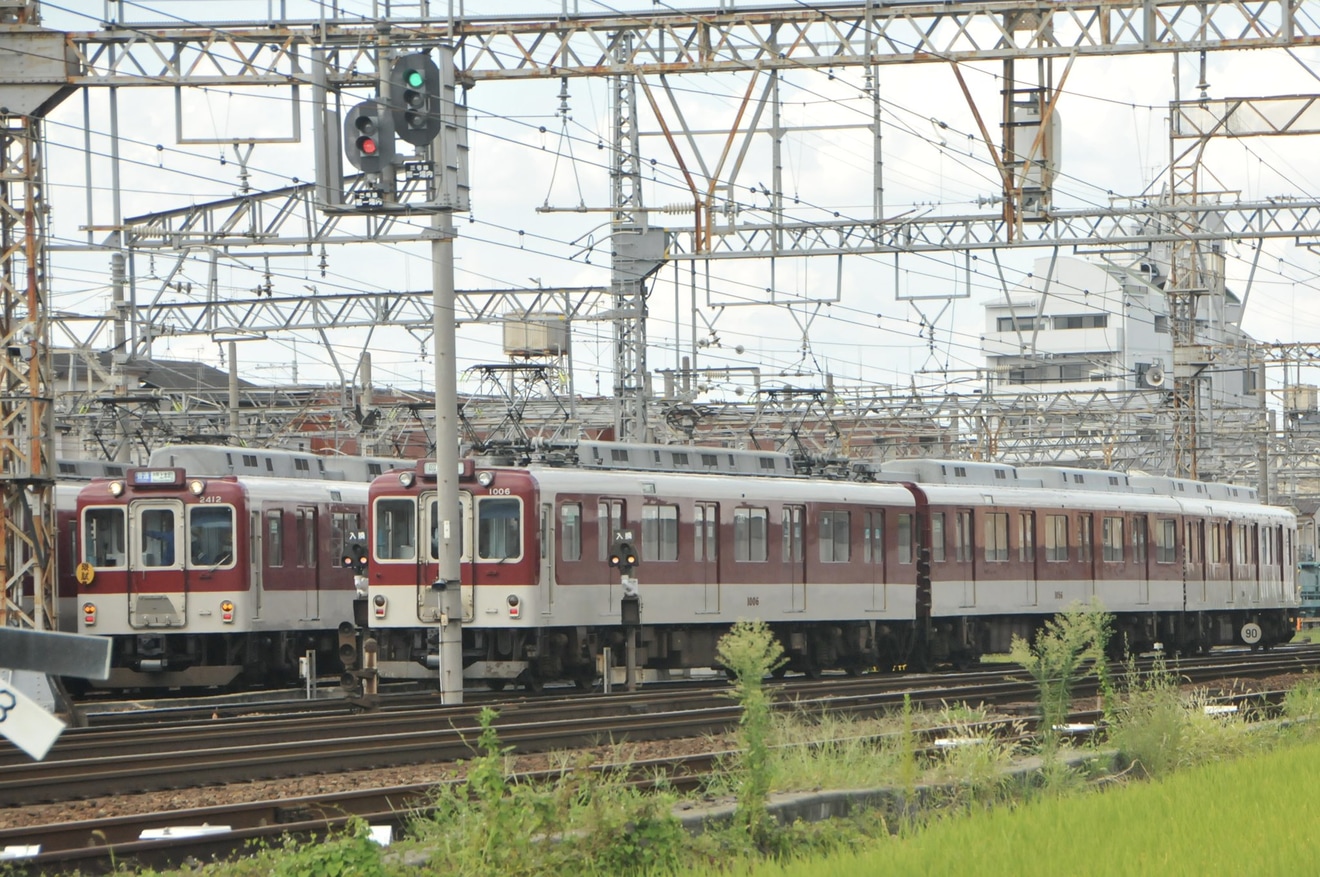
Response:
[73,456,381,689]
[365,444,1299,689]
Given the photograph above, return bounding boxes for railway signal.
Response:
[343,541,368,575]
[343,99,395,173]
[390,52,444,146]
[609,534,638,575]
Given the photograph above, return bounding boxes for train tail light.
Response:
[220,600,235,623]
[507,594,521,618]
[373,594,387,619]
[83,602,96,626]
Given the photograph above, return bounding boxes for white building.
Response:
[981,255,1261,411]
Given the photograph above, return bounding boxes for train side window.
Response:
[735,507,769,562]
[189,505,234,566]
[1132,515,1148,564]
[984,513,1008,562]
[561,502,582,562]
[642,504,678,562]
[598,500,624,561]
[930,513,946,562]
[83,507,125,567]
[896,513,912,564]
[1156,518,1176,563]
[1102,516,1124,562]
[375,498,417,561]
[478,498,522,561]
[818,510,849,563]
[267,510,284,566]
[1045,514,1069,562]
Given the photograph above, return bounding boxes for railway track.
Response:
[1,648,1314,874]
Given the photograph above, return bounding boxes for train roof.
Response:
[146,445,410,482]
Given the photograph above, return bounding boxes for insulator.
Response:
[660,203,696,214]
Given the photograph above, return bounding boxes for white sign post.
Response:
[0,675,66,760]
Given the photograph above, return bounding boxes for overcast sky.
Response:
[34,1,1320,405]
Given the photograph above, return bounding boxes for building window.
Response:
[997,315,1044,332]
[1056,313,1108,329]
[819,510,850,563]
[734,507,768,562]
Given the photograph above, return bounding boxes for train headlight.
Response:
[507,594,521,618]
[398,471,415,488]
[188,479,207,496]
[108,481,124,497]
[373,593,387,619]
[82,602,96,625]
[477,471,495,487]
[220,600,235,623]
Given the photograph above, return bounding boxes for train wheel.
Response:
[520,672,545,695]
[486,679,507,692]
[770,666,789,679]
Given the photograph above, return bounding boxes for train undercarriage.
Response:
[367,606,1299,692]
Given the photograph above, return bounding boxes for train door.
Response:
[128,500,186,627]
[1078,513,1095,602]
[422,491,471,623]
[863,509,883,611]
[249,509,263,619]
[695,502,719,613]
[1133,514,1149,605]
[539,502,553,615]
[1185,519,1206,607]
[599,498,626,613]
[785,505,807,612]
[955,509,975,608]
[297,506,318,620]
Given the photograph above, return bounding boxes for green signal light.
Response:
[406,70,425,88]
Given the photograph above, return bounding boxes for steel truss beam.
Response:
[70,1,1319,86]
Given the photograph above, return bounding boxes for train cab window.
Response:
[188,505,235,566]
[375,498,418,561]
[984,513,1009,562]
[138,507,179,568]
[642,504,679,562]
[1156,519,1176,563]
[931,513,946,562]
[818,510,849,563]
[83,508,126,567]
[561,502,582,562]
[1102,516,1124,562]
[896,513,912,564]
[477,498,521,561]
[424,497,463,562]
[1045,514,1069,562]
[1132,515,1148,564]
[735,507,769,562]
